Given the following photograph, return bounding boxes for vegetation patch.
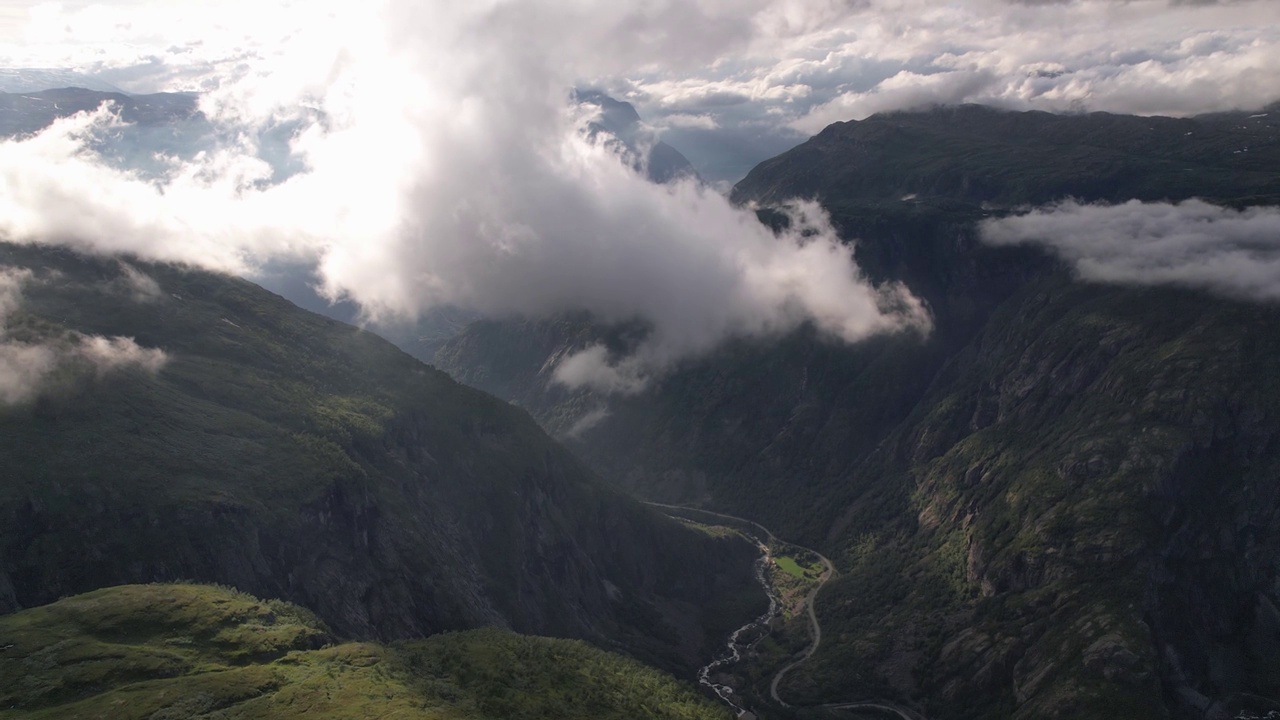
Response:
[773,556,808,579]
[0,584,731,720]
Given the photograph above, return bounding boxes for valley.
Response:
[2,72,1280,720]
[429,105,1280,719]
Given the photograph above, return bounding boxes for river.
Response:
[696,536,781,717]
[647,502,922,720]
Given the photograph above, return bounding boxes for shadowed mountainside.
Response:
[432,104,1280,719]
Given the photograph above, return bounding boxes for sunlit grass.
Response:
[0,584,731,720]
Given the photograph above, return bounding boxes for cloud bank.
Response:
[0,266,167,405]
[0,0,931,392]
[619,0,1280,139]
[980,199,1280,301]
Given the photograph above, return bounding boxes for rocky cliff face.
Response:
[811,278,1280,719]
[0,243,762,677]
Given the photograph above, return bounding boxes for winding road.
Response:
[822,702,928,720]
[645,502,925,720]
[767,548,834,708]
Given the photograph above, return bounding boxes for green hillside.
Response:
[0,583,729,720]
[0,242,763,677]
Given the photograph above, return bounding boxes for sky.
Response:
[2,0,1277,168]
[0,0,1276,390]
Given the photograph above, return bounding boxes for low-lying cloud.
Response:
[115,262,163,302]
[0,266,168,404]
[980,199,1280,301]
[0,0,931,392]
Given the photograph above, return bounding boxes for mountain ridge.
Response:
[733,103,1280,209]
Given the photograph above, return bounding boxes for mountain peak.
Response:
[573,88,697,184]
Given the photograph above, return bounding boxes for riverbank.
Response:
[646,503,927,720]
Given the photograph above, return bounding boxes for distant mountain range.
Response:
[0,68,124,94]
[0,86,200,133]
[0,86,222,181]
[0,85,308,183]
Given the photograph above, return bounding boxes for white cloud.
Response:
[5,0,1276,183]
[0,265,168,405]
[0,265,61,404]
[76,334,167,373]
[782,3,1280,127]
[607,0,1280,140]
[115,262,162,302]
[980,199,1280,301]
[792,69,999,133]
[0,340,56,405]
[0,106,305,271]
[6,0,1271,387]
[554,345,649,395]
[0,265,30,318]
[0,0,931,392]
[653,113,721,131]
[563,403,613,439]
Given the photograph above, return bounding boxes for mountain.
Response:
[574,90,698,184]
[732,103,1280,209]
[0,87,307,183]
[0,242,764,678]
[0,69,124,94]
[0,583,731,720]
[0,87,221,180]
[432,104,1280,718]
[0,87,202,134]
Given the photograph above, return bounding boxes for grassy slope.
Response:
[0,584,729,720]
